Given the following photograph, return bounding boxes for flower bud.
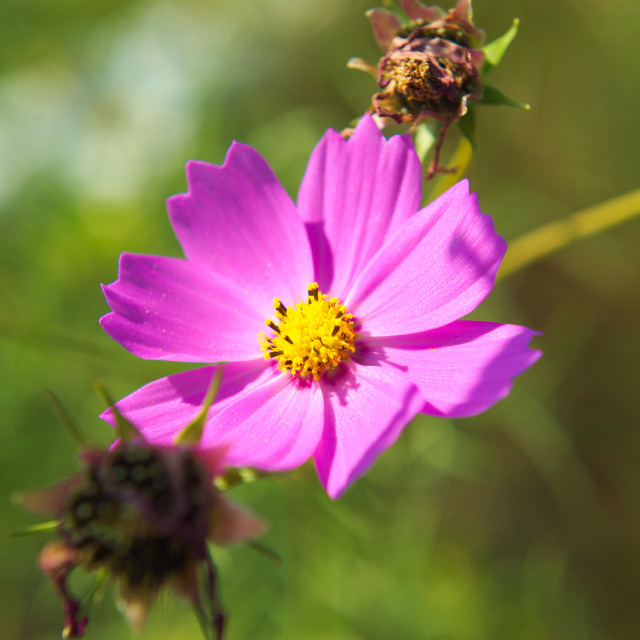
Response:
[350,1,491,176]
[374,34,484,125]
[18,439,264,639]
[350,0,526,177]
[365,1,484,127]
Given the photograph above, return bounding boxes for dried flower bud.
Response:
[350,0,526,177]
[375,34,483,124]
[366,0,484,121]
[356,0,484,177]
[18,439,264,639]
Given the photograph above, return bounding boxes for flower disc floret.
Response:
[259,283,358,380]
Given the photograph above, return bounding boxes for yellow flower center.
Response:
[259,283,359,380]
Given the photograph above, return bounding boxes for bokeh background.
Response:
[1,0,639,638]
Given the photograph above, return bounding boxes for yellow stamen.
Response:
[259,283,359,380]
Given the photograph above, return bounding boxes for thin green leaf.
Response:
[175,368,223,446]
[45,390,88,447]
[7,520,60,538]
[78,570,109,619]
[482,18,519,73]
[93,379,143,442]
[481,84,530,110]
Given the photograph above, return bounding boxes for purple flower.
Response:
[101,115,540,499]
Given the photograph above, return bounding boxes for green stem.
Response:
[193,600,213,640]
[78,570,108,619]
[424,135,473,204]
[498,187,640,280]
[45,391,88,447]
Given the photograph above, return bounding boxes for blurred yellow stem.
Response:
[498,187,640,280]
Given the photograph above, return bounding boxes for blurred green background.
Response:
[1,0,639,638]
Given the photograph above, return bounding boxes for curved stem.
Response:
[498,187,640,280]
[424,135,473,204]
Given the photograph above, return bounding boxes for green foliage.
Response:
[175,369,222,446]
[481,84,530,110]
[482,18,520,72]
[1,1,640,639]
[458,105,477,149]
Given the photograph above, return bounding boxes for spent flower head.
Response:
[15,389,265,639]
[350,0,528,176]
[370,0,484,125]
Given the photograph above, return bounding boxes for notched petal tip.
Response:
[97,310,113,332]
[182,141,264,195]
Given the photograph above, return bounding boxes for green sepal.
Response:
[93,379,144,443]
[458,106,477,150]
[45,390,88,448]
[481,84,530,110]
[174,368,223,446]
[482,18,519,73]
[7,520,60,538]
[413,122,438,163]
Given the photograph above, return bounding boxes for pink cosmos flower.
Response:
[101,115,540,499]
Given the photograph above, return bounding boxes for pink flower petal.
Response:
[314,360,424,499]
[297,114,422,298]
[365,321,541,418]
[203,368,324,471]
[401,0,446,22]
[346,179,507,336]
[452,0,485,46]
[101,362,270,442]
[365,8,403,51]
[167,143,314,314]
[101,253,264,362]
[101,362,324,472]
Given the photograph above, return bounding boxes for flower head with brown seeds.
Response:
[16,380,265,639]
